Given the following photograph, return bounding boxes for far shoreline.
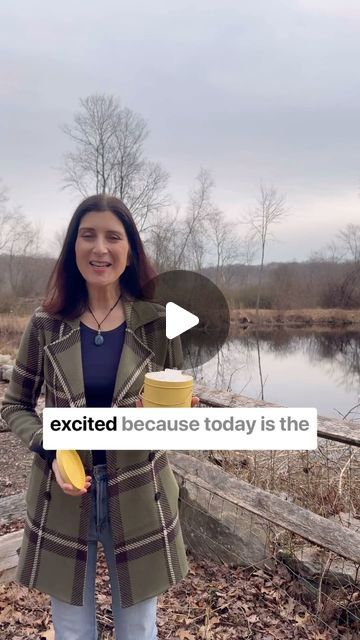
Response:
[0,308,359,342]
[230,308,360,327]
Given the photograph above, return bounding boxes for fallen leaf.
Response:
[40,627,55,640]
[177,630,196,640]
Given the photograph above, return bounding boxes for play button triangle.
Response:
[165,302,199,340]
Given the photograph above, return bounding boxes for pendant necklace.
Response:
[87,293,122,346]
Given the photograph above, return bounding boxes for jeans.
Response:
[51,464,158,640]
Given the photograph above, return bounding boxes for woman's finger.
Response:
[62,483,80,493]
[62,478,90,494]
[52,460,90,495]
[62,483,87,495]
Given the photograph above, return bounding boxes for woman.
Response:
[1,194,198,640]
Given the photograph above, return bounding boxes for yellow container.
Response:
[142,370,193,408]
[56,450,86,490]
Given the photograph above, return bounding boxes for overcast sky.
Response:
[1,0,360,263]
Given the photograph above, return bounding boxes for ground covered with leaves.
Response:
[0,551,348,640]
[0,432,32,498]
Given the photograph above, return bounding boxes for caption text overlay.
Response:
[43,408,317,450]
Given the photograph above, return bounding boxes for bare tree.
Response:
[242,232,257,268]
[175,169,214,269]
[0,181,16,253]
[243,184,288,401]
[148,169,244,276]
[8,213,41,295]
[309,240,343,263]
[245,183,288,316]
[147,207,183,271]
[51,226,67,256]
[337,224,360,262]
[61,94,169,230]
[312,223,360,307]
[147,169,215,272]
[186,219,209,271]
[145,170,214,272]
[332,224,360,307]
[0,180,41,296]
[207,208,241,286]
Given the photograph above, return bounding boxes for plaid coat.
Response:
[1,300,188,606]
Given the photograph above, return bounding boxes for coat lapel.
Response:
[44,329,85,407]
[112,300,161,404]
[111,326,153,405]
[44,299,160,407]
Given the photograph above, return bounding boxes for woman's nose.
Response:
[92,236,108,254]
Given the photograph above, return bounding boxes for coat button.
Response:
[148,451,155,462]
[154,491,161,502]
[44,491,51,501]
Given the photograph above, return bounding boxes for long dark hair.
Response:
[42,195,157,318]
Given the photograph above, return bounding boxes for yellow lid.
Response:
[56,450,86,490]
[144,370,193,388]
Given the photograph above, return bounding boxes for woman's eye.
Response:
[79,233,121,240]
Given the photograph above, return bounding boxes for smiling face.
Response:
[75,210,130,292]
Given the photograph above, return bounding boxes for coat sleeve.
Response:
[0,312,54,464]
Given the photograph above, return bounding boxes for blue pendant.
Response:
[94,333,104,346]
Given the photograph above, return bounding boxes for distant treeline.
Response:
[0,254,359,313]
[202,261,360,309]
[0,254,54,313]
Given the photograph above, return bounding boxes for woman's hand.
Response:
[136,397,200,408]
[52,459,92,497]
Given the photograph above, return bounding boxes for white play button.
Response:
[165,302,199,340]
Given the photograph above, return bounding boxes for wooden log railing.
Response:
[169,452,360,565]
[1,385,360,584]
[194,383,360,448]
[0,530,22,584]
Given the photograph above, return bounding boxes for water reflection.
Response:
[188,329,360,419]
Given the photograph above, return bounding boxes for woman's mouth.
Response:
[89,261,111,272]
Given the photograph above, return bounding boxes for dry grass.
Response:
[0,314,30,356]
[193,440,360,520]
[0,314,30,334]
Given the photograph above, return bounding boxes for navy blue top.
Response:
[80,321,126,466]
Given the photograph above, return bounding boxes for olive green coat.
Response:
[1,300,188,606]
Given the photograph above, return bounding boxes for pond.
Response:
[192,329,360,421]
[1,326,359,422]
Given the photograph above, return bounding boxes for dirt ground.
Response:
[0,431,31,499]
[0,551,347,640]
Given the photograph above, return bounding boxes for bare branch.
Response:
[61,94,169,228]
[207,208,242,286]
[337,224,360,263]
[175,169,214,268]
[244,183,289,315]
